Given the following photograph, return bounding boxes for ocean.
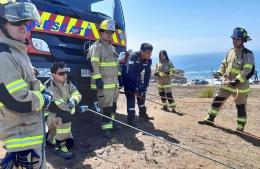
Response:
[152,51,260,81]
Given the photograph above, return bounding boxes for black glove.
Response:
[229,79,240,87]
[154,72,159,77]
[165,71,171,76]
[213,72,222,79]
[95,78,104,89]
[118,76,124,89]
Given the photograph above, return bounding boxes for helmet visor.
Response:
[4,2,40,22]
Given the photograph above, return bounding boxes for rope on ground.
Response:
[126,91,260,140]
[85,107,236,169]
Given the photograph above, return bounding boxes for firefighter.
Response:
[199,27,255,132]
[0,0,52,168]
[124,43,153,126]
[44,62,82,159]
[87,19,122,139]
[154,50,176,112]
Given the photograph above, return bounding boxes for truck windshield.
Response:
[59,0,125,29]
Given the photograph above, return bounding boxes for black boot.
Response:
[102,129,112,139]
[198,114,215,126]
[55,140,73,160]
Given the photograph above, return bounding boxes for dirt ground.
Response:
[1,84,260,169]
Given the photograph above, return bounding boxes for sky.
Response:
[120,0,260,56]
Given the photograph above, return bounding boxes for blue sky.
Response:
[121,0,260,56]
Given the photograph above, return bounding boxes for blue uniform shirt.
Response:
[123,51,152,93]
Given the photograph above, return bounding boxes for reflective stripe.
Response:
[112,113,115,120]
[139,104,145,108]
[236,74,246,83]
[169,103,176,107]
[99,62,118,67]
[209,108,219,116]
[101,122,113,130]
[44,111,51,117]
[0,102,4,108]
[54,98,65,106]
[237,117,247,124]
[227,68,241,74]
[32,91,44,109]
[157,84,172,89]
[91,56,100,62]
[40,83,46,92]
[71,91,81,103]
[92,74,102,80]
[4,135,43,149]
[56,127,71,134]
[118,72,122,76]
[129,108,135,111]
[243,64,253,69]
[6,79,28,94]
[220,86,251,93]
[91,83,119,89]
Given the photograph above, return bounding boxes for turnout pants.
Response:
[208,88,248,128]
[97,89,119,130]
[158,85,176,109]
[46,113,73,144]
[126,93,147,122]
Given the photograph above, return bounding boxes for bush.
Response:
[199,87,214,98]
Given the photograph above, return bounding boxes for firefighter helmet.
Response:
[99,19,115,32]
[0,0,40,23]
[231,27,251,42]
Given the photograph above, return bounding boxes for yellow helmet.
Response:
[99,19,115,32]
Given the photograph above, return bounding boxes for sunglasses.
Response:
[9,20,30,27]
[57,71,68,76]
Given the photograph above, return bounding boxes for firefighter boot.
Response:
[55,140,73,160]
[198,114,215,126]
[102,129,112,139]
[139,107,154,121]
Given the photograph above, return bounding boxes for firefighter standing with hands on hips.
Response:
[0,0,52,168]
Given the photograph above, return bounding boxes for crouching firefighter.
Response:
[123,43,153,126]
[154,50,177,112]
[44,62,82,159]
[87,19,122,139]
[199,27,255,132]
[0,0,52,168]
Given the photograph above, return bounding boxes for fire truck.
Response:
[28,0,126,103]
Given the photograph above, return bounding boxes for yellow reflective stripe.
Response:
[236,74,246,83]
[243,64,253,69]
[221,86,251,93]
[99,62,118,67]
[71,91,81,103]
[6,79,28,94]
[4,135,43,149]
[0,102,4,108]
[209,108,219,116]
[92,74,102,80]
[36,12,51,30]
[91,56,100,62]
[66,18,77,34]
[101,122,113,130]
[112,33,119,43]
[32,91,44,109]
[90,22,100,39]
[44,111,51,117]
[53,15,65,32]
[157,84,172,88]
[169,103,176,107]
[227,68,241,74]
[118,72,122,76]
[56,127,71,134]
[91,83,118,89]
[237,117,247,123]
[54,98,65,106]
[40,83,45,92]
